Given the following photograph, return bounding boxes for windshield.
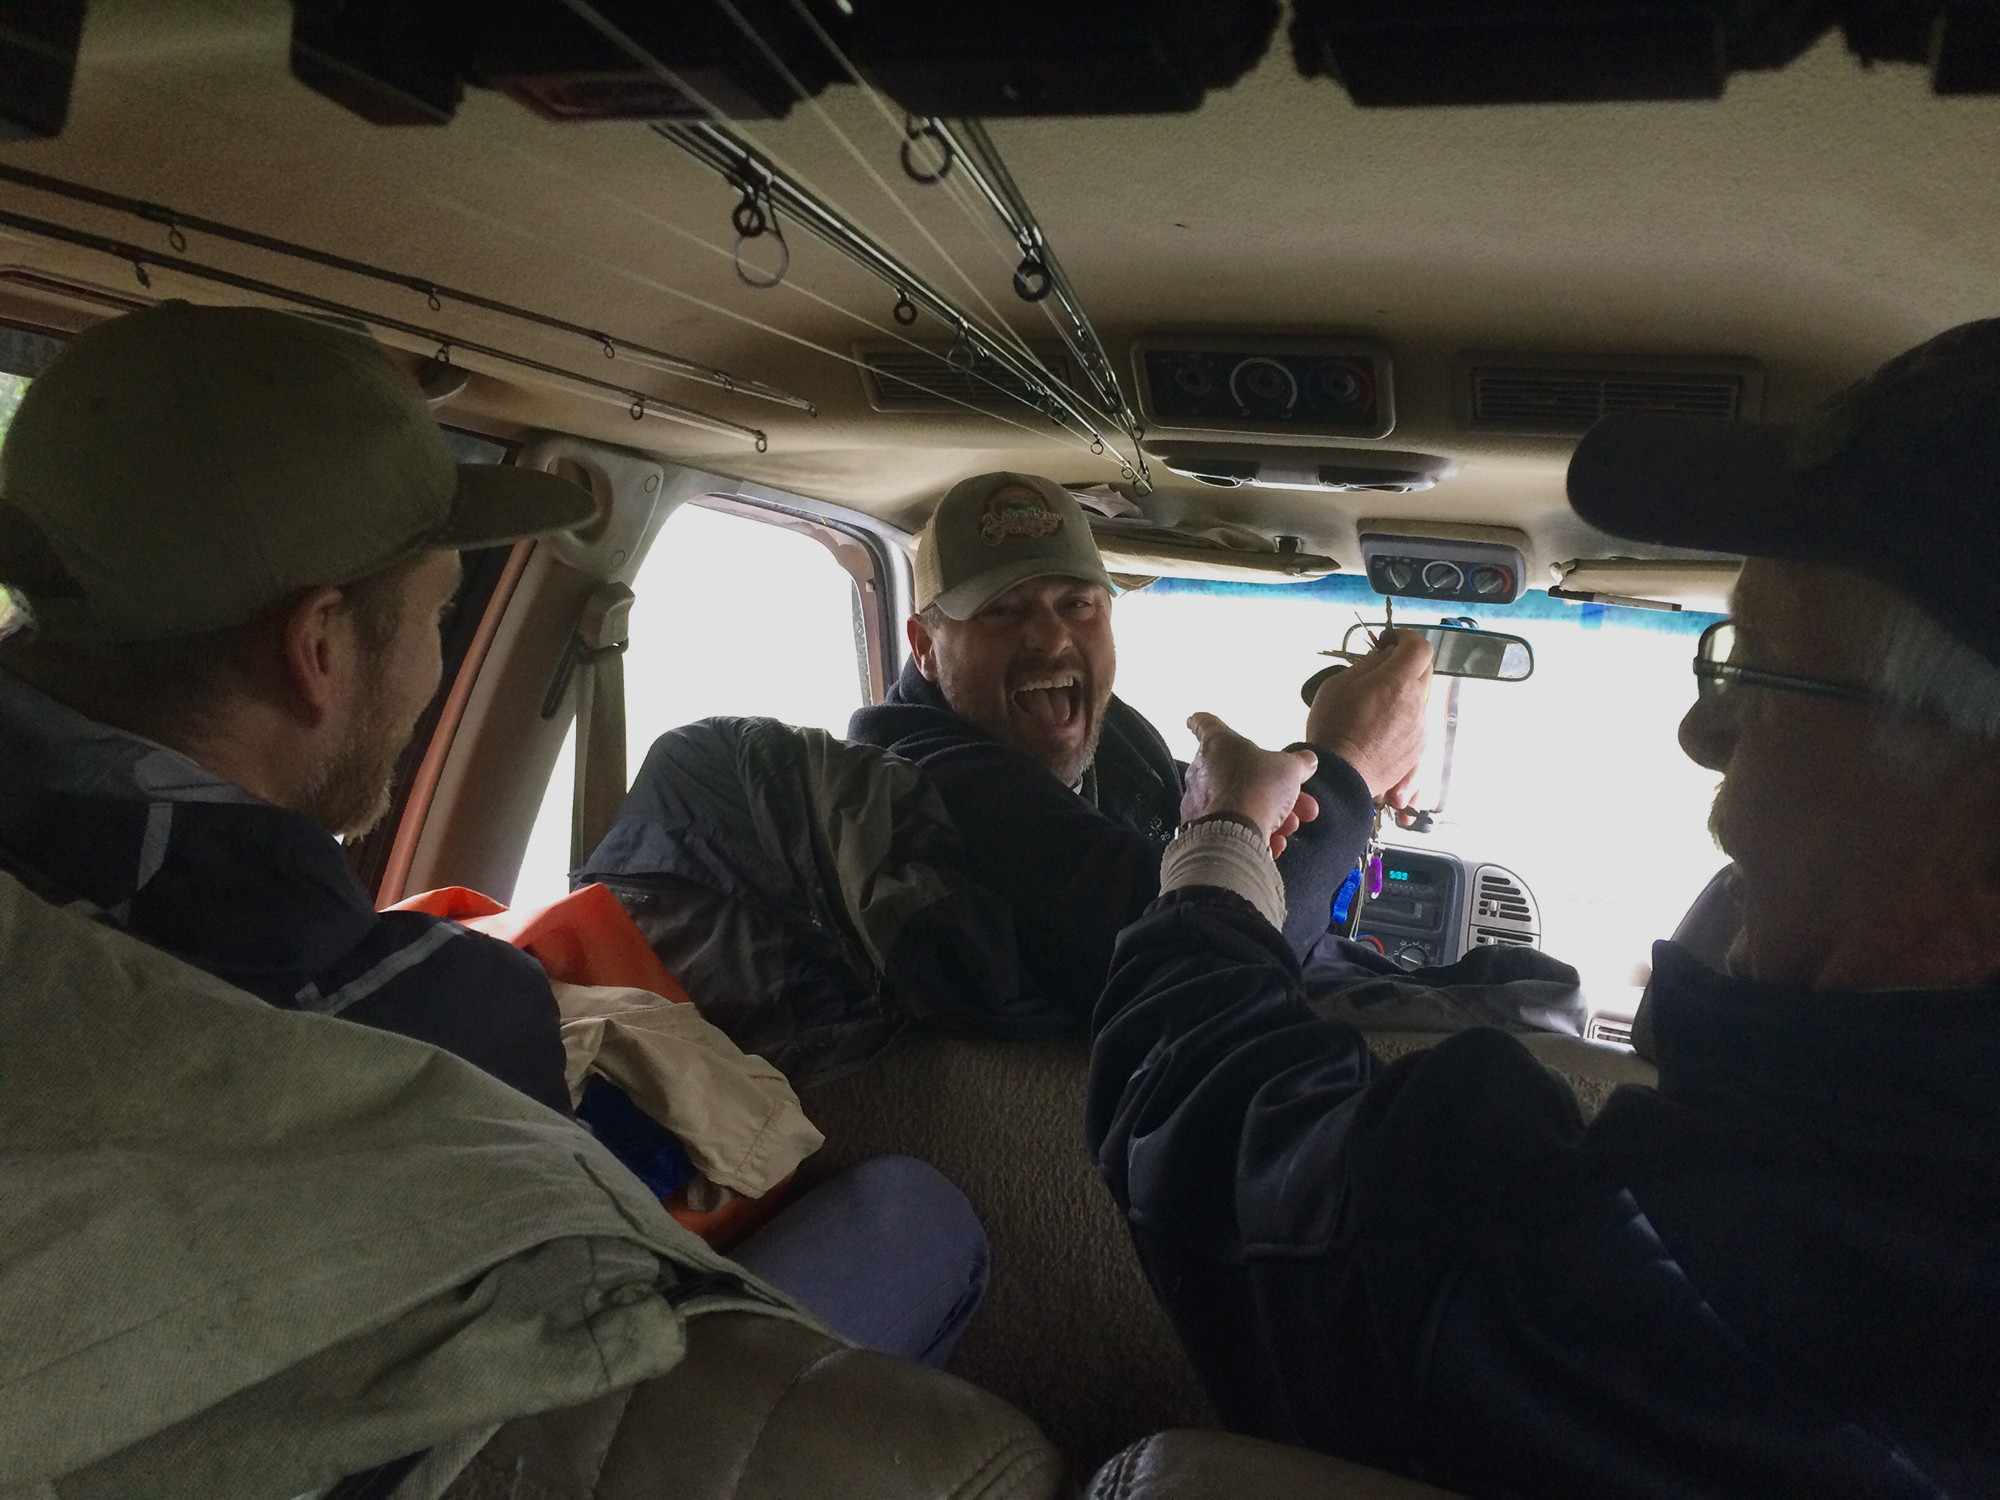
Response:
[1110,575,1727,1011]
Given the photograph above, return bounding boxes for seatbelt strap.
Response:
[540,582,635,871]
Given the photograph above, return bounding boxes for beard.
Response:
[294,688,417,839]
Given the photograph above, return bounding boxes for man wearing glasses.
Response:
[1087,321,2000,1497]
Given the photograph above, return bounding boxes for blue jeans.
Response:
[728,1155,989,1369]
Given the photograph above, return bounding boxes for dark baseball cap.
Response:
[1566,319,2000,667]
[0,302,596,643]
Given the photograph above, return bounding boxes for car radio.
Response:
[1334,849,1542,970]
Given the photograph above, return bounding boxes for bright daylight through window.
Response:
[1111,576,1727,1016]
[514,503,868,908]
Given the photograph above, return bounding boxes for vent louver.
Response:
[859,343,1074,413]
[1459,353,1762,434]
[1464,863,1540,955]
[1586,1016,1636,1048]
[1475,872,1533,924]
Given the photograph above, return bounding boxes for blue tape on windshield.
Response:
[1148,574,1722,636]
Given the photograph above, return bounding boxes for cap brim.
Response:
[433,463,597,548]
[932,555,1114,620]
[1567,414,1829,562]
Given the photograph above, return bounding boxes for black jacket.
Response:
[0,671,571,1115]
[1089,888,2000,1498]
[848,659,1365,1012]
[582,715,1072,1087]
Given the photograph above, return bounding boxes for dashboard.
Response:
[1344,847,1541,969]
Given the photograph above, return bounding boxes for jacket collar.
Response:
[0,670,375,982]
[1644,940,2000,1205]
[0,668,257,808]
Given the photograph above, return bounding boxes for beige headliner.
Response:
[3,0,1996,575]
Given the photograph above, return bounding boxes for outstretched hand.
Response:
[1181,712,1320,857]
[1305,629,1433,807]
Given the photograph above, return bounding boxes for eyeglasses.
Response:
[1692,619,1886,707]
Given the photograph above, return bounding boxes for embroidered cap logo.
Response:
[979,483,1065,545]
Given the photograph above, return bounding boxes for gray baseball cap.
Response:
[0,301,596,643]
[911,471,1113,620]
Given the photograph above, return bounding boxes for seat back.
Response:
[795,1026,1655,1476]
[448,1312,1065,1500]
[795,1036,1216,1475]
[1089,1431,1462,1500]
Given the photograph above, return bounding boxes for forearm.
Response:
[1276,748,1375,954]
[1086,887,1376,1250]
[1169,741,1376,959]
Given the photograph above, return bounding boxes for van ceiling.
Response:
[2,0,1996,574]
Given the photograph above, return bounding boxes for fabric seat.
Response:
[796,1026,1658,1474]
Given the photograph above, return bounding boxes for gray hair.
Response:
[1868,592,2000,767]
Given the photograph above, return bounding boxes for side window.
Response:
[0,324,75,633]
[512,501,874,907]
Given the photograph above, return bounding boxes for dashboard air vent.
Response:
[1586,1016,1636,1047]
[1475,871,1534,924]
[1458,353,1763,434]
[1464,863,1540,954]
[1471,927,1536,949]
[859,343,1073,413]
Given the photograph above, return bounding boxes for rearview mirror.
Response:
[1339,623,1534,681]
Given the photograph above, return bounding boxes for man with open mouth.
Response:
[847,470,1411,1020]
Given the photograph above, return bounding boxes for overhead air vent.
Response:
[1464,863,1540,954]
[1134,335,1395,441]
[1457,352,1763,435]
[858,342,1074,414]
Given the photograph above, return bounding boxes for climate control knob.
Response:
[1470,565,1511,596]
[1420,560,1464,594]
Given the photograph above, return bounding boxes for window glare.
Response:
[1110,578,1727,1007]
[513,503,866,907]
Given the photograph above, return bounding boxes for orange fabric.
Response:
[392,882,790,1246]
[392,883,690,1001]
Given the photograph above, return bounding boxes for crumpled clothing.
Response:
[554,980,824,1199]
[0,872,809,1500]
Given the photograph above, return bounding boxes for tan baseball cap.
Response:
[911,471,1113,620]
[0,301,596,643]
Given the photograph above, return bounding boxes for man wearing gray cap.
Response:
[0,302,595,1113]
[1086,322,2000,1496]
[0,302,996,1385]
[848,471,1425,1016]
